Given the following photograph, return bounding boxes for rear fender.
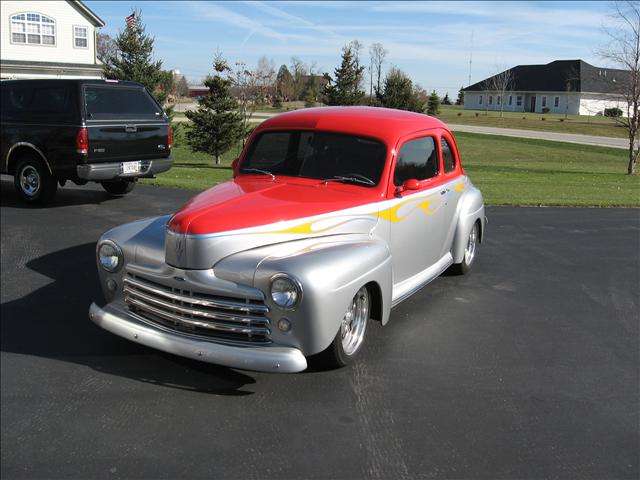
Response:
[452,185,485,264]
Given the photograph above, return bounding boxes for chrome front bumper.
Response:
[89,301,307,373]
[77,158,173,181]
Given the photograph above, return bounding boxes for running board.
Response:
[391,253,453,307]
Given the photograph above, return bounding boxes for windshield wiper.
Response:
[323,174,375,186]
[241,168,275,180]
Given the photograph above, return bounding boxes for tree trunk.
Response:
[629,136,637,175]
[215,154,220,165]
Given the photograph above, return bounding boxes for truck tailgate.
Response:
[86,121,169,162]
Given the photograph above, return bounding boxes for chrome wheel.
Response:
[341,286,370,356]
[464,222,478,266]
[19,165,40,197]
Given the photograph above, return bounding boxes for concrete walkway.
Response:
[448,124,628,149]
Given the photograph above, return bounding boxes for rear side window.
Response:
[394,136,439,186]
[84,86,162,120]
[441,137,456,173]
[1,84,76,122]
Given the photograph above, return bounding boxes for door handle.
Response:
[125,125,137,133]
[440,190,447,195]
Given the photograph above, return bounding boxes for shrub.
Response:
[559,118,565,122]
[542,107,550,114]
[604,107,623,118]
[541,117,546,121]
[475,112,479,117]
[457,112,462,116]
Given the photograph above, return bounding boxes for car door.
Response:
[387,132,450,288]
[436,131,465,258]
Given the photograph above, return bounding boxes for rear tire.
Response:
[450,221,479,275]
[314,285,370,369]
[13,155,57,204]
[101,180,135,195]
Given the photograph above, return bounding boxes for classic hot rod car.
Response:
[89,107,485,373]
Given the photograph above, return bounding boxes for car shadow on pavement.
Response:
[0,178,115,209]
[0,243,256,396]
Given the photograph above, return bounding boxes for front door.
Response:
[530,96,536,112]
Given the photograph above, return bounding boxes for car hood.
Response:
[164,177,383,269]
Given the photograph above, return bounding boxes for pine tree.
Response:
[377,68,425,112]
[324,42,365,106]
[102,9,169,105]
[442,93,452,105]
[427,90,441,115]
[456,87,465,106]
[276,65,294,101]
[185,55,243,165]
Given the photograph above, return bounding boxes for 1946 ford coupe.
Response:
[89,107,485,373]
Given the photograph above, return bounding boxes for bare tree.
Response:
[231,61,257,145]
[254,56,276,104]
[290,57,308,100]
[96,32,117,64]
[369,42,388,100]
[483,65,514,117]
[599,0,640,175]
[563,65,581,119]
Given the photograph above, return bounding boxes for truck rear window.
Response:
[84,86,162,120]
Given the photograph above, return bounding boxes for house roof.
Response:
[68,0,105,28]
[463,60,629,94]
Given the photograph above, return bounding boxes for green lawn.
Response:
[437,105,627,139]
[141,134,639,207]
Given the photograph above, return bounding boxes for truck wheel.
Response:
[450,221,479,275]
[316,285,370,368]
[101,180,135,195]
[14,155,57,204]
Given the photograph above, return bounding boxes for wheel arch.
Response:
[6,143,52,175]
[452,186,485,264]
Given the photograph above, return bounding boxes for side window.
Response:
[1,85,75,122]
[394,137,438,186]
[441,137,456,173]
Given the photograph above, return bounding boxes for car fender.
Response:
[248,235,392,356]
[451,185,485,264]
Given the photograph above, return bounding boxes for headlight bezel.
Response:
[97,239,124,273]
[269,273,303,310]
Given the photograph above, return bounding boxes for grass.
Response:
[141,134,639,207]
[437,105,627,138]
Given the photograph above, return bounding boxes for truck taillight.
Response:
[76,128,89,155]
[167,125,172,150]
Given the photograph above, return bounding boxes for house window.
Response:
[516,96,522,106]
[497,96,501,105]
[542,96,547,107]
[10,13,56,45]
[489,95,493,105]
[479,95,483,105]
[554,96,559,107]
[508,95,513,106]
[74,26,88,48]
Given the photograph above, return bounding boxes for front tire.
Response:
[450,221,479,275]
[101,180,135,195]
[315,285,371,369]
[14,155,57,204]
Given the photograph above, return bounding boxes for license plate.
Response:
[121,161,141,174]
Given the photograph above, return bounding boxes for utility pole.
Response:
[468,30,474,86]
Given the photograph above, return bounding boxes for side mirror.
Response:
[403,179,421,190]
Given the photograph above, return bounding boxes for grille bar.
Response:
[123,272,271,344]
[123,276,269,314]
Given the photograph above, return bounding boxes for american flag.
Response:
[125,13,136,30]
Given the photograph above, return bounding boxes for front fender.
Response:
[452,185,485,264]
[251,235,392,356]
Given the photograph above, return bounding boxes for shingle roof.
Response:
[463,60,629,94]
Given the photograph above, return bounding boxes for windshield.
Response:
[241,130,387,186]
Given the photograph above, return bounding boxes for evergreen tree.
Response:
[442,92,452,105]
[427,90,441,115]
[456,87,465,106]
[302,75,319,108]
[276,64,295,101]
[185,55,243,165]
[324,42,365,106]
[377,67,425,112]
[175,76,189,97]
[102,9,169,105]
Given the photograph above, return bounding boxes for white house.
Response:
[0,0,105,80]
[463,60,630,116]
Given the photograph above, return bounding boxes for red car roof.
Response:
[254,106,449,146]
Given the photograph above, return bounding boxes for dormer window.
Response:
[11,13,56,45]
[74,26,88,48]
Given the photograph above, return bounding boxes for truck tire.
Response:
[13,155,58,204]
[101,180,135,195]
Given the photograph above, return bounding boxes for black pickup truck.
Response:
[0,79,172,203]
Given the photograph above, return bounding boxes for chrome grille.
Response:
[123,273,271,344]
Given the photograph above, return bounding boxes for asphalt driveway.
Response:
[1,179,638,480]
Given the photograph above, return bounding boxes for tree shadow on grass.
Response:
[0,243,256,395]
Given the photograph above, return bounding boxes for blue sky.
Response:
[86,1,613,96]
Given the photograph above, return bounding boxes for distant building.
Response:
[463,60,629,116]
[188,86,208,99]
[1,0,105,80]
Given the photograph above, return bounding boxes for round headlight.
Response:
[270,274,302,310]
[98,240,123,272]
